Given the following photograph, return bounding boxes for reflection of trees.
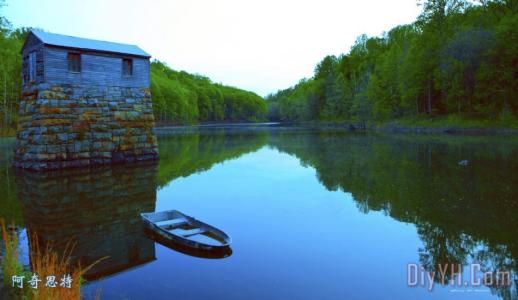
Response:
[269,131,518,298]
[474,244,518,300]
[0,138,22,225]
[156,127,268,188]
[2,127,517,296]
[0,127,268,227]
[416,223,473,282]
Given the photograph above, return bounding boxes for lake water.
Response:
[0,125,517,299]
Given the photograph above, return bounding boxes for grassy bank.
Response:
[291,114,518,135]
[383,114,518,129]
[370,114,518,135]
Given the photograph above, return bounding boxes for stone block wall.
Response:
[13,83,159,170]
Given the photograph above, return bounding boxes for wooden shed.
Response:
[14,30,159,170]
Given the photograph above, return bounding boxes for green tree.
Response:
[267,0,517,125]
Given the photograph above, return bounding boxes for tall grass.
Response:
[26,234,84,300]
[0,127,16,137]
[1,219,105,299]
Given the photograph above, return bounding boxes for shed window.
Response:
[28,52,37,82]
[67,53,81,73]
[122,58,133,76]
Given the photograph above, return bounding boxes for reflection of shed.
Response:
[15,30,158,170]
[16,162,158,280]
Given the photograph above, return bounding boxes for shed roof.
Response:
[27,30,151,58]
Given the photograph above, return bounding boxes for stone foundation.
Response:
[13,83,159,170]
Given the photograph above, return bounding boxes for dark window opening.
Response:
[23,56,28,84]
[67,53,81,73]
[28,52,36,82]
[123,58,133,76]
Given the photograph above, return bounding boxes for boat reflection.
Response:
[144,227,233,259]
[15,162,159,281]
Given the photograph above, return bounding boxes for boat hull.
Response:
[143,227,232,259]
[141,210,231,252]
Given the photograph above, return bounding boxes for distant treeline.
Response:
[267,0,517,125]
[0,9,266,132]
[151,61,266,124]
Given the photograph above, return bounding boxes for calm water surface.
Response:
[0,126,517,300]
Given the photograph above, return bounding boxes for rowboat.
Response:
[141,210,231,251]
[143,227,232,259]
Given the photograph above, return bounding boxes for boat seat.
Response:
[156,218,187,229]
[181,228,206,237]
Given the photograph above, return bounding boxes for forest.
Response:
[0,6,22,136]
[267,0,517,127]
[0,4,267,135]
[1,0,517,134]
[150,60,266,124]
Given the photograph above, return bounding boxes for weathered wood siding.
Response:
[44,46,150,88]
[22,33,43,53]
[22,34,45,85]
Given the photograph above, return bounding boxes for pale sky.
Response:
[3,0,421,96]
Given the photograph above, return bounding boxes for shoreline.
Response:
[2,120,517,139]
[153,121,518,136]
[372,124,518,135]
[308,122,518,135]
[154,121,279,129]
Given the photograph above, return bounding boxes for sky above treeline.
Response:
[4,0,421,96]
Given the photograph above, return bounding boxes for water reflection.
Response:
[15,162,159,281]
[0,138,21,225]
[268,130,518,299]
[156,127,268,188]
[3,127,268,281]
[1,126,517,299]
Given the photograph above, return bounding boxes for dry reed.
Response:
[1,218,106,300]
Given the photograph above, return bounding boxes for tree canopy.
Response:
[267,0,517,125]
[151,60,267,124]
[0,3,26,135]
